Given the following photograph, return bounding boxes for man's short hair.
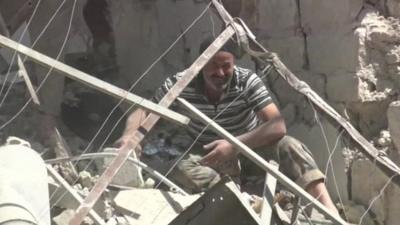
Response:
[199,36,242,57]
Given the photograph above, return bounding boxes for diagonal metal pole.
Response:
[69,24,240,225]
[177,97,348,225]
[17,54,40,105]
[0,34,190,126]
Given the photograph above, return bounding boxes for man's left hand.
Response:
[200,139,237,166]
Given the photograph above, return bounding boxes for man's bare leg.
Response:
[306,180,339,215]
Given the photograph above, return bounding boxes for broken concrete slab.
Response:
[113,188,199,225]
[169,178,261,225]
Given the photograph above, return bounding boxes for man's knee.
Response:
[274,136,325,189]
[173,154,221,193]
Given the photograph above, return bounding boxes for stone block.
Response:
[288,121,348,200]
[307,30,362,74]
[257,0,299,38]
[388,101,400,152]
[326,73,360,102]
[262,36,305,72]
[300,0,363,33]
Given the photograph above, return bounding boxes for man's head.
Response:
[199,37,237,92]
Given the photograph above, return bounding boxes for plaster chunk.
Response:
[361,13,400,46]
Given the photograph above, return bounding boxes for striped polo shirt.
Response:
[153,66,273,146]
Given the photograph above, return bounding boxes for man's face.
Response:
[202,51,235,92]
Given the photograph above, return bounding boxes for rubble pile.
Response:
[0,0,400,224]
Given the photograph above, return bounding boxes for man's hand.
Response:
[200,139,238,166]
[114,136,143,157]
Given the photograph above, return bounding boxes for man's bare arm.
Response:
[114,108,147,152]
[236,103,286,149]
[201,103,286,165]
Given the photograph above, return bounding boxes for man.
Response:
[117,37,339,214]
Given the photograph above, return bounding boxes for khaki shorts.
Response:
[171,136,325,194]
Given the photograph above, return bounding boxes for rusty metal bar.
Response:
[17,55,40,105]
[69,24,240,225]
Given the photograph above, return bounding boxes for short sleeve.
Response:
[152,72,182,103]
[245,73,273,112]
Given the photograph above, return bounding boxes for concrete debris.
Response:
[0,0,399,224]
[53,209,75,225]
[48,174,111,219]
[374,130,392,148]
[113,188,199,225]
[98,147,145,188]
[79,171,95,189]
